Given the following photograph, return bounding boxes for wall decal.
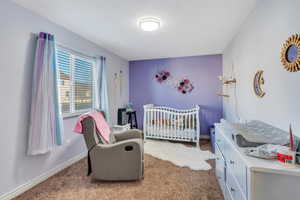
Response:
[281,34,300,72]
[155,70,170,83]
[176,79,194,94]
[253,70,265,98]
[154,70,194,94]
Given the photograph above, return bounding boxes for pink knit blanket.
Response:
[73,110,111,143]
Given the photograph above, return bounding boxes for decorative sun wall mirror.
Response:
[253,70,265,98]
[281,34,300,72]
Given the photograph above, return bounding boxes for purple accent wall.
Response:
[129,55,223,136]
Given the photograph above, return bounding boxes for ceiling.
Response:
[12,0,257,61]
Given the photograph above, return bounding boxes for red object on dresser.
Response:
[277,153,293,163]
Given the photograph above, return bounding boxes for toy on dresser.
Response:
[245,144,288,160]
[276,125,298,165]
[244,124,300,167]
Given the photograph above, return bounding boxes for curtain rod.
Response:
[56,42,98,60]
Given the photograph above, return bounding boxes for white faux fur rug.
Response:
[144,139,215,171]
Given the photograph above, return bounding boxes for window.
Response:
[56,47,95,115]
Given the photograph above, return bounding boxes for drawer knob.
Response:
[230,160,235,164]
[231,187,235,192]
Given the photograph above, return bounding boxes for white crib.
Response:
[143,104,200,147]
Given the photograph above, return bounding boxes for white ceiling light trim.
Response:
[138,17,161,32]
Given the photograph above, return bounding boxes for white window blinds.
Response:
[56,47,95,114]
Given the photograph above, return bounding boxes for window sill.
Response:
[63,111,89,119]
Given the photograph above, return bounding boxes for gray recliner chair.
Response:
[81,117,144,181]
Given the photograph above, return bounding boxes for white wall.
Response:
[0,0,129,197]
[223,0,300,136]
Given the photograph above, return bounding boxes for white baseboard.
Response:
[0,152,87,200]
[200,135,210,139]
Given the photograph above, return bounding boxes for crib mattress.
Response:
[145,126,196,139]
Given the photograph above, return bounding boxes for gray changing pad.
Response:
[220,120,289,147]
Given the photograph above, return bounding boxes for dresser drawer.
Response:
[224,183,233,200]
[226,148,247,196]
[215,127,224,151]
[215,127,231,158]
[215,145,226,194]
[226,169,246,200]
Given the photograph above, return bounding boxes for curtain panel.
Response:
[98,56,110,124]
[27,32,64,155]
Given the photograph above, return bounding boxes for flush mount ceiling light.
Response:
[138,17,161,31]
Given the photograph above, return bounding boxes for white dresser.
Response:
[215,123,300,200]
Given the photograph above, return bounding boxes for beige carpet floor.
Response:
[14,140,224,200]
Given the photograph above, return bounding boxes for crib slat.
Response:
[169,112,171,139]
[182,114,184,140]
[191,113,194,141]
[173,113,176,139]
[167,111,171,139]
[158,110,160,138]
[196,105,200,147]
[146,107,148,139]
[186,113,188,140]
[172,113,175,139]
[156,109,159,137]
[157,110,159,138]
[159,110,161,138]
[152,109,155,137]
[191,114,194,141]
[183,113,186,140]
[166,111,168,139]
[179,113,182,140]
[184,114,186,140]
[143,108,146,138]
[176,113,178,139]
[146,109,149,138]
[154,109,157,137]
[188,111,192,141]
[152,109,154,137]
[148,109,150,138]
[189,113,192,131]
[176,113,178,140]
[159,110,161,139]
[163,111,167,138]
[167,112,170,139]
[173,113,175,139]
[178,112,181,140]
[150,109,153,137]
[190,113,193,140]
[157,109,160,138]
[190,113,192,141]
[182,113,184,139]
[161,111,163,138]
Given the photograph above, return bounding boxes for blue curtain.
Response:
[98,56,110,123]
[27,32,64,155]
